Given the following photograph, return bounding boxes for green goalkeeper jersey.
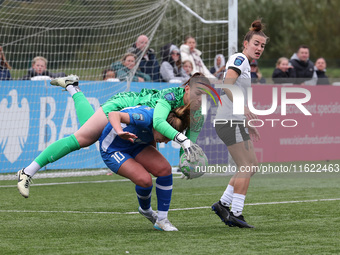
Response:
[102,87,185,140]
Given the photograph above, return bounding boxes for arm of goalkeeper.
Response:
[174,132,204,162]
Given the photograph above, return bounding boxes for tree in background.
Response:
[238,0,340,66]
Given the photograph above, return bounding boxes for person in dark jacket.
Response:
[250,59,266,84]
[314,57,330,85]
[21,56,65,80]
[272,57,296,84]
[289,45,316,85]
[0,46,12,80]
[127,35,160,82]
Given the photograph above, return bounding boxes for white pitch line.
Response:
[0,179,131,188]
[0,175,183,188]
[0,198,339,215]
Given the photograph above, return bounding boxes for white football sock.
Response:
[231,193,246,216]
[220,184,234,206]
[23,161,41,176]
[66,85,81,97]
[157,211,168,221]
[220,185,234,207]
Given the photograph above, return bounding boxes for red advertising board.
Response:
[252,85,340,162]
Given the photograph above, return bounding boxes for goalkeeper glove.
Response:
[174,132,203,162]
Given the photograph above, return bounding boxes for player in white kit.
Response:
[212,19,269,228]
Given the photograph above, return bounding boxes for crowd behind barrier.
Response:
[2,36,337,84]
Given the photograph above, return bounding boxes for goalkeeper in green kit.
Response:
[17,72,209,198]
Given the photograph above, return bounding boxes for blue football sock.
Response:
[156,174,173,220]
[135,185,153,211]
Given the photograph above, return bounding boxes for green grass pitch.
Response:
[0,163,339,254]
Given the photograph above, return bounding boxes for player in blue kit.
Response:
[99,106,174,174]
[99,106,166,173]
[98,104,190,231]
[25,78,190,231]
[18,73,208,200]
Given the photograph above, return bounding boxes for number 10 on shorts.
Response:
[111,151,125,163]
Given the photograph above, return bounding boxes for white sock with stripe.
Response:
[156,174,173,221]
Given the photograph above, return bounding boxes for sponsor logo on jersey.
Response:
[132,113,144,121]
[234,56,245,66]
[164,92,175,101]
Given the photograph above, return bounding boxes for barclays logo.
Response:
[0,90,30,163]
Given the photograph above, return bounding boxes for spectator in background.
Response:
[289,45,316,85]
[127,35,160,82]
[182,60,193,77]
[111,53,151,82]
[210,54,225,80]
[180,35,215,78]
[159,43,189,83]
[314,57,330,85]
[272,57,296,84]
[250,60,266,84]
[0,46,12,80]
[21,56,65,80]
[102,68,119,82]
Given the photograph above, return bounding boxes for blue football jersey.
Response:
[99,105,154,154]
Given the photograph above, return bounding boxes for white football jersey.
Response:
[215,52,251,121]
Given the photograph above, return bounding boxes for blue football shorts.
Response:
[100,144,150,174]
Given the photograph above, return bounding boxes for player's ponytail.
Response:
[167,103,191,133]
[243,19,269,44]
[250,19,264,32]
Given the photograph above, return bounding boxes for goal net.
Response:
[0,0,230,176]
